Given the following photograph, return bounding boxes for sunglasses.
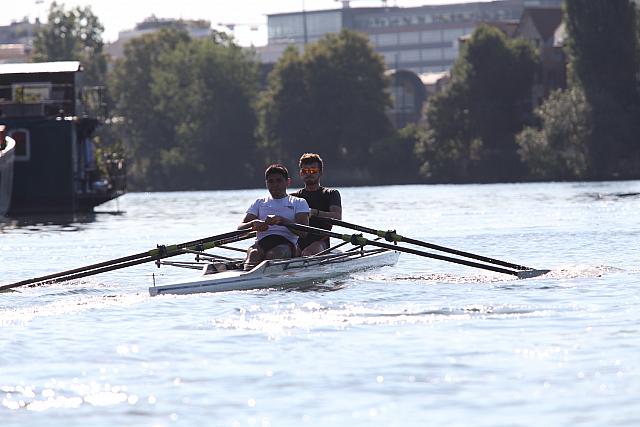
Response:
[300,167,321,174]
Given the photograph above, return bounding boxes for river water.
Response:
[1,182,639,426]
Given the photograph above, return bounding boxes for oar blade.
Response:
[516,269,550,279]
[325,218,535,271]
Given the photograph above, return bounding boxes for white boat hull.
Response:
[149,249,400,296]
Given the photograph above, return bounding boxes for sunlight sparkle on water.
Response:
[1,380,140,412]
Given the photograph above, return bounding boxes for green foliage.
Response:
[32,2,108,86]
[110,29,259,190]
[368,125,424,184]
[415,84,476,182]
[259,29,392,170]
[109,29,190,189]
[565,0,638,107]
[516,88,591,179]
[565,0,640,178]
[417,25,538,182]
[257,46,309,165]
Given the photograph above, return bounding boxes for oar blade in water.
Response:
[516,269,551,279]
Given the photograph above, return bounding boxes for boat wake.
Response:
[207,299,579,337]
[0,286,147,326]
[540,264,626,279]
[387,272,513,284]
[384,264,628,284]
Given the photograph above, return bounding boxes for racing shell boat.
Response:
[149,247,400,296]
[1,221,549,295]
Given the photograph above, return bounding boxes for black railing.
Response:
[0,83,106,119]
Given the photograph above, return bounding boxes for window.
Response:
[398,31,420,45]
[443,28,465,41]
[381,51,400,66]
[443,46,459,60]
[421,48,442,61]
[9,129,30,161]
[390,86,415,112]
[377,33,398,46]
[399,49,421,62]
[305,11,342,37]
[420,30,442,43]
[268,15,303,40]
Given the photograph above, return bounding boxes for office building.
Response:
[262,0,562,73]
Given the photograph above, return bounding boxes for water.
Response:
[1,182,639,426]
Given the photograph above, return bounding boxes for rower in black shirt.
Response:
[290,153,342,256]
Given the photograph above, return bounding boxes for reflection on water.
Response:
[0,211,124,234]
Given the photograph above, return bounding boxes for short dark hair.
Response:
[265,163,289,179]
[299,153,323,171]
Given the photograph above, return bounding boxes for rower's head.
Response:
[299,153,323,186]
[264,163,291,198]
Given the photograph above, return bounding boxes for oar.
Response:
[0,230,255,292]
[321,218,533,271]
[287,223,548,279]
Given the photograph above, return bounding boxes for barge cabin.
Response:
[0,61,125,216]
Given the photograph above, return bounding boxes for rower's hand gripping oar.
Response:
[287,223,548,279]
[321,218,536,271]
[0,230,255,292]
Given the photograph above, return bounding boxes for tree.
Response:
[415,84,477,182]
[153,33,260,189]
[110,29,260,190]
[110,29,191,189]
[369,124,423,184]
[259,29,392,172]
[416,25,538,182]
[33,1,108,86]
[258,46,311,165]
[565,0,640,178]
[516,88,591,180]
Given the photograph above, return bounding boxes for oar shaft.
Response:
[0,230,254,291]
[1,252,149,290]
[287,223,519,277]
[325,218,531,271]
[32,256,160,286]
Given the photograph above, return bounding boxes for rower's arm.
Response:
[295,212,309,226]
[310,205,342,220]
[238,213,264,231]
[286,212,309,237]
[310,190,342,220]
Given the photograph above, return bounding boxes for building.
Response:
[0,44,30,64]
[386,69,428,128]
[0,19,41,63]
[515,6,566,105]
[260,0,562,74]
[105,17,214,60]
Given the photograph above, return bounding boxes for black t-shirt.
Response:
[290,186,341,248]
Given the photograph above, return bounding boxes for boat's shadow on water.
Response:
[576,191,640,202]
[282,280,349,293]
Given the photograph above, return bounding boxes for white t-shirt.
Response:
[247,195,310,244]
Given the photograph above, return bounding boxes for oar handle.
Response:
[324,218,532,271]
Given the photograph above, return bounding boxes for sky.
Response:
[3,0,491,46]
